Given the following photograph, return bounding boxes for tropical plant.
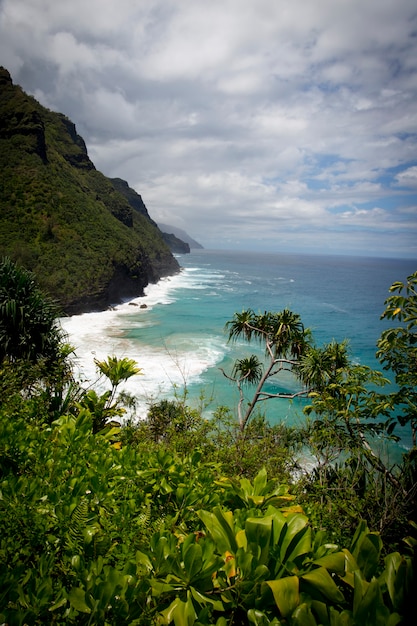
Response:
[223,308,352,430]
[377,270,417,448]
[0,256,64,364]
[94,355,142,403]
[72,356,142,433]
[141,500,414,625]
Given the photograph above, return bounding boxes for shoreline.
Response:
[59,267,216,419]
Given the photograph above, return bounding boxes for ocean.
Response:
[61,249,416,449]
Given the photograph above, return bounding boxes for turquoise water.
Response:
[63,249,416,449]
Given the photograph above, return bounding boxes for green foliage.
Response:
[0,256,63,363]
[2,401,412,625]
[0,257,74,426]
[377,271,417,448]
[223,308,353,430]
[0,247,416,623]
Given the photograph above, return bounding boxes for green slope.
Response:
[0,67,179,314]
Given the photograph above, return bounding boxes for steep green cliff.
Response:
[0,67,180,314]
[110,177,190,253]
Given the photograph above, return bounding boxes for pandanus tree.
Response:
[296,339,350,391]
[222,308,350,430]
[0,257,64,365]
[0,257,72,408]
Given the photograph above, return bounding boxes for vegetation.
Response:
[222,308,351,429]
[1,259,416,623]
[0,67,179,314]
[377,273,417,448]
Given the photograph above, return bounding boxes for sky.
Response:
[1,0,417,258]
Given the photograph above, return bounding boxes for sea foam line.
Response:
[59,267,226,417]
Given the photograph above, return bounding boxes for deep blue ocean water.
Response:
[62,249,416,450]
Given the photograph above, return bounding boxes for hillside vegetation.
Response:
[0,258,415,624]
[0,67,180,314]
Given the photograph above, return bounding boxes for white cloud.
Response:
[395,166,417,188]
[1,0,417,257]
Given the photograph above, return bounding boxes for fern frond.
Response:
[65,497,89,554]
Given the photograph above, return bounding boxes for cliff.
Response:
[158,223,203,250]
[0,67,180,314]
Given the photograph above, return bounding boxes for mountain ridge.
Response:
[158,223,203,249]
[0,67,180,314]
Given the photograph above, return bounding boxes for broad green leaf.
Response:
[383,551,411,612]
[68,587,91,614]
[291,602,318,626]
[247,494,266,506]
[247,608,271,625]
[236,529,247,549]
[352,570,370,617]
[280,514,310,560]
[161,594,197,626]
[160,597,182,624]
[183,541,203,581]
[99,426,121,441]
[340,549,359,588]
[83,526,98,545]
[190,587,224,611]
[301,567,345,603]
[280,504,303,516]
[236,548,254,578]
[253,467,268,494]
[312,551,346,575]
[310,600,330,625]
[151,580,177,597]
[269,508,288,546]
[246,516,273,565]
[136,550,153,573]
[253,564,270,580]
[352,532,382,580]
[266,576,299,617]
[282,520,312,563]
[353,575,385,623]
[49,596,68,612]
[198,507,238,554]
[329,608,355,626]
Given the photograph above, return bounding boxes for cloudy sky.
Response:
[1,0,417,258]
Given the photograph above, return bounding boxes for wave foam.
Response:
[60,267,227,417]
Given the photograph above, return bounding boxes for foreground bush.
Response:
[0,408,414,625]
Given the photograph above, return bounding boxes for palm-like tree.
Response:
[224,308,313,430]
[94,356,142,404]
[225,309,258,342]
[230,355,263,426]
[297,340,350,391]
[226,308,307,357]
[232,355,263,385]
[270,309,306,358]
[0,257,64,364]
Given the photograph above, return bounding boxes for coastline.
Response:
[60,269,202,418]
[60,250,416,455]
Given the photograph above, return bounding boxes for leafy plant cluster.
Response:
[1,409,414,625]
[0,258,416,624]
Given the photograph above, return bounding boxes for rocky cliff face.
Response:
[0,67,180,314]
[0,69,48,164]
[160,232,190,254]
[111,178,191,254]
